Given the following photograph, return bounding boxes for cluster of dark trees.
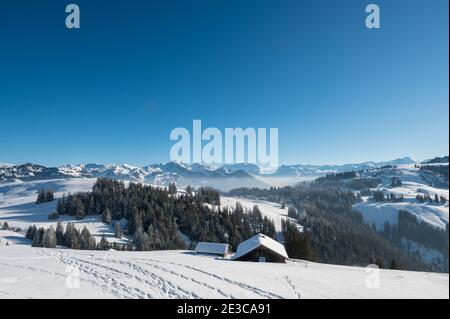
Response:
[346,178,381,191]
[308,172,383,193]
[196,187,221,206]
[420,165,449,180]
[282,219,314,261]
[36,189,55,204]
[415,192,446,204]
[26,222,97,250]
[381,210,449,272]
[313,171,357,184]
[371,190,404,202]
[52,178,275,251]
[228,185,429,271]
[422,156,449,164]
[372,257,398,270]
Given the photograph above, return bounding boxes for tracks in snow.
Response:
[133,257,285,299]
[32,249,285,299]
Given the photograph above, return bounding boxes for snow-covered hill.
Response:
[354,164,449,230]
[0,245,447,299]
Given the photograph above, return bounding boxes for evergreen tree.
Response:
[133,227,148,251]
[168,182,177,195]
[114,222,123,239]
[36,189,45,204]
[32,228,45,247]
[36,189,54,204]
[185,185,193,196]
[42,226,57,248]
[56,222,64,246]
[26,225,37,240]
[390,259,398,270]
[64,223,79,248]
[45,189,55,202]
[75,199,85,220]
[80,227,96,250]
[288,206,298,219]
[98,236,110,250]
[374,257,385,269]
[102,208,112,224]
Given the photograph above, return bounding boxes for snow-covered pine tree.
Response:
[98,236,110,250]
[114,222,123,238]
[102,208,112,224]
[42,226,57,248]
[56,222,64,246]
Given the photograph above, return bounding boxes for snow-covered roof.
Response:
[231,234,289,260]
[195,242,231,255]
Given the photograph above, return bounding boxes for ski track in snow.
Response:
[36,248,196,299]
[31,248,282,299]
[132,258,284,299]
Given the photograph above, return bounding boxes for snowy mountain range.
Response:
[0,157,420,185]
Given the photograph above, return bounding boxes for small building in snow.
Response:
[195,242,232,257]
[231,234,289,263]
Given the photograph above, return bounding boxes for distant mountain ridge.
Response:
[0,157,418,185]
[273,157,418,177]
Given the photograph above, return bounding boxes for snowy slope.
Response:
[0,245,447,299]
[220,196,302,233]
[0,178,127,244]
[354,164,449,230]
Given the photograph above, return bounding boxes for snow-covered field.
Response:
[0,245,448,299]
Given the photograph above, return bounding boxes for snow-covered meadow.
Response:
[0,245,448,299]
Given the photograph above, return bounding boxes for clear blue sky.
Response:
[0,0,448,166]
